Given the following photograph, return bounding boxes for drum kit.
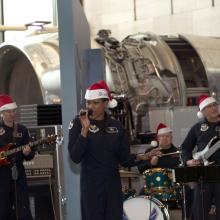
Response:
[120,151,182,220]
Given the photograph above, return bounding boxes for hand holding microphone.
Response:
[80,109,93,117]
[79,109,93,138]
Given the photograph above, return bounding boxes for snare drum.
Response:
[123,196,170,220]
[143,168,177,201]
[144,168,173,192]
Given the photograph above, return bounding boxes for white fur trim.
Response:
[199,97,216,111]
[197,111,204,119]
[85,89,109,100]
[0,102,17,111]
[151,140,158,147]
[157,127,172,135]
[108,99,118,108]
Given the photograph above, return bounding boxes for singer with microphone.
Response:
[68,80,159,220]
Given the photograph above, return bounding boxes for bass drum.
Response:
[123,196,170,220]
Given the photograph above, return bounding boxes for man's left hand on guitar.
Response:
[22,145,32,156]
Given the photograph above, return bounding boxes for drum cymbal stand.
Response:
[178,151,187,220]
[147,165,154,219]
[181,183,187,220]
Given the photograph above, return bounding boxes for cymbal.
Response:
[119,170,140,178]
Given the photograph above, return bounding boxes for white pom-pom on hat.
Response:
[197,111,204,119]
[151,140,158,147]
[108,98,117,108]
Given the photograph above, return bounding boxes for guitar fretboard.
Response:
[204,139,220,159]
[5,139,44,157]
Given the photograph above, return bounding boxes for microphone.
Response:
[80,109,93,117]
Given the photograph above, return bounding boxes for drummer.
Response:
[138,123,193,219]
[138,123,179,173]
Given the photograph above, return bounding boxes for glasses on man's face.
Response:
[206,103,218,109]
[4,109,16,114]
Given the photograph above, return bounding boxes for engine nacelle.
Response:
[1,30,220,140]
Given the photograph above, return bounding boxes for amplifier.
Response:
[24,154,53,178]
[18,104,62,127]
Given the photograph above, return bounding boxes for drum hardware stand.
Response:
[181,183,187,220]
[11,161,19,220]
[199,177,205,220]
[148,165,154,219]
[178,150,187,220]
[146,194,154,219]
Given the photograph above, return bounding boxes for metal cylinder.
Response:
[0,32,60,105]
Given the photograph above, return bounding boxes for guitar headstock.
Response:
[43,135,58,145]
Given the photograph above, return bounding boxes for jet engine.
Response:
[1,30,220,142]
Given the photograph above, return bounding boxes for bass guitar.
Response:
[0,135,57,166]
[193,136,220,166]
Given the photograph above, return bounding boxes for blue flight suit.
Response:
[68,114,138,220]
[182,118,220,220]
[0,120,34,220]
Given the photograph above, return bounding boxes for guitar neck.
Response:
[204,139,220,160]
[5,139,43,157]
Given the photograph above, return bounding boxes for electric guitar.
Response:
[0,135,57,167]
[193,136,220,166]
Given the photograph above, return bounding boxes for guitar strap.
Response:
[0,119,18,144]
[12,122,18,143]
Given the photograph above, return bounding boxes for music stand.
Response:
[173,165,220,220]
[174,166,220,183]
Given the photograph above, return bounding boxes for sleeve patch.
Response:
[68,120,74,129]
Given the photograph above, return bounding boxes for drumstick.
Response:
[159,151,181,157]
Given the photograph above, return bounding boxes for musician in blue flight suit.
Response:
[0,94,34,220]
[182,94,220,220]
[68,80,160,220]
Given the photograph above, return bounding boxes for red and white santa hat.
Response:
[197,94,217,119]
[0,94,17,112]
[151,123,172,147]
[157,123,172,135]
[85,80,117,108]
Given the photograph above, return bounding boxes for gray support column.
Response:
[0,0,4,42]
[57,0,90,219]
[86,48,106,83]
[52,0,58,26]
